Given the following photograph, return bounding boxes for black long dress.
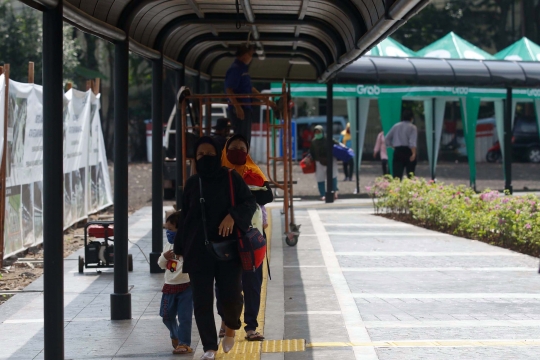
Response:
[174,166,256,273]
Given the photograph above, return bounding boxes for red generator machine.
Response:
[79,221,133,273]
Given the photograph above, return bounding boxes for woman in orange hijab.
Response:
[217,134,273,342]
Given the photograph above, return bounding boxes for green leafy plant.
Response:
[367,177,540,256]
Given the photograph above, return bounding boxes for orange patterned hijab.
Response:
[221,134,268,186]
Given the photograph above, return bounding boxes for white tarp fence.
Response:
[2,82,112,259]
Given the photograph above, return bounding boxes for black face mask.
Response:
[196,155,221,178]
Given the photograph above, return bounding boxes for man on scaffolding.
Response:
[225,44,275,145]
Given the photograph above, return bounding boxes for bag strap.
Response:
[266,243,271,280]
[228,170,244,243]
[198,176,210,246]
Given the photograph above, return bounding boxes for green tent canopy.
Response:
[365,37,417,57]
[417,32,495,60]
[495,37,540,62]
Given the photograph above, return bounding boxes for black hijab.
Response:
[194,136,223,179]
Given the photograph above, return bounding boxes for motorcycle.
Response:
[486,137,515,163]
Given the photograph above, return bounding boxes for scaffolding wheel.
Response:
[128,254,133,272]
[285,232,299,247]
[78,256,84,274]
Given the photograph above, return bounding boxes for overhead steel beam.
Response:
[130,38,161,60]
[63,1,126,43]
[208,53,321,79]
[164,55,183,71]
[240,0,255,23]
[299,0,310,20]
[42,2,64,359]
[186,0,204,18]
[199,45,325,75]
[155,14,347,55]
[177,33,335,65]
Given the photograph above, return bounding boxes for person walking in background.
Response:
[373,131,389,175]
[211,118,231,154]
[384,109,418,180]
[339,123,354,181]
[306,125,339,201]
[158,212,193,355]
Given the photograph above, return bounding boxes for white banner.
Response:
[2,83,112,259]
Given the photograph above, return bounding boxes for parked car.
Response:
[486,116,540,163]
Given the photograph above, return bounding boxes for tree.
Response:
[0,0,80,84]
[393,0,519,53]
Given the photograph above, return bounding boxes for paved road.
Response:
[281,203,540,359]
[2,202,540,359]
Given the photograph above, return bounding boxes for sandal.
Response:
[219,327,226,338]
[172,344,193,355]
[245,331,265,341]
[172,338,179,349]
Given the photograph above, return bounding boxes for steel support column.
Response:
[150,56,164,273]
[175,69,184,209]
[504,87,513,194]
[42,2,64,359]
[325,81,334,203]
[111,39,132,320]
[431,98,436,180]
[355,98,360,194]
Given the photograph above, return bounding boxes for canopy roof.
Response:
[365,36,416,57]
[333,56,540,88]
[495,37,540,62]
[22,0,429,82]
[417,32,495,60]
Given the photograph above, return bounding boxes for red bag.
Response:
[300,157,316,174]
[228,170,266,271]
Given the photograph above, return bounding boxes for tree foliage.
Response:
[0,1,80,84]
[393,0,530,53]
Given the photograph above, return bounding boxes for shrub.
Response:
[368,176,540,256]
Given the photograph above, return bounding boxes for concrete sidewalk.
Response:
[2,201,540,359]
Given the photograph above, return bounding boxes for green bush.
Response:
[367,176,540,256]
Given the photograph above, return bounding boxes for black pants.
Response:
[343,158,354,179]
[216,264,263,332]
[393,146,416,180]
[189,260,243,352]
[381,159,389,176]
[228,107,253,146]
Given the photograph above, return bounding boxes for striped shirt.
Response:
[385,121,417,148]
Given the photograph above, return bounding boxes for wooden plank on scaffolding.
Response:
[0,64,10,265]
[28,62,34,84]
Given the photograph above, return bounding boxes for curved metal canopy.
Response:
[22,0,429,82]
[334,56,540,88]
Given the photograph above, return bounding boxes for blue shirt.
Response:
[224,59,252,108]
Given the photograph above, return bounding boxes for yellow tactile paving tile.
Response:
[215,215,273,359]
[262,339,306,353]
[307,339,540,348]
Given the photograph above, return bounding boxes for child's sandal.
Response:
[173,344,193,355]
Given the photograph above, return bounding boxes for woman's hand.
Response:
[219,214,235,237]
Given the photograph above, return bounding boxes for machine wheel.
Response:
[528,147,540,163]
[486,150,501,163]
[78,256,84,274]
[128,254,133,272]
[285,233,299,247]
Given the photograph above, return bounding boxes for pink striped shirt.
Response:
[373,132,388,160]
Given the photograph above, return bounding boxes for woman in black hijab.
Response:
[174,137,256,359]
